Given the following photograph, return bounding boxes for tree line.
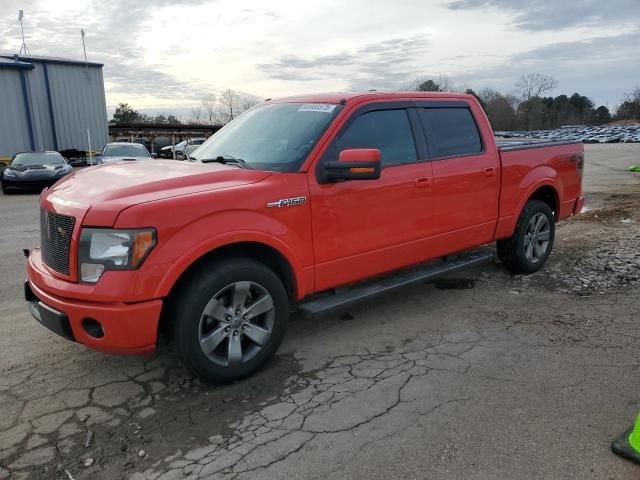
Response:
[110,88,259,126]
[112,75,640,132]
[416,73,640,131]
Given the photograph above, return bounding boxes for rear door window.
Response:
[338,109,417,167]
[419,108,482,158]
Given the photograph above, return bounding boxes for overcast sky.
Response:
[1,0,638,117]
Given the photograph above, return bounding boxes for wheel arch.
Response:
[528,185,560,221]
[157,239,301,337]
[159,239,300,303]
[495,178,560,240]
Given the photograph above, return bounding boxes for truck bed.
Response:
[495,137,581,152]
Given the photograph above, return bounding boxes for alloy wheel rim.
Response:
[523,213,551,263]
[198,281,275,367]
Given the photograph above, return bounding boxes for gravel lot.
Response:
[1,144,639,480]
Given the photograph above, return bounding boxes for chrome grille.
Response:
[40,209,75,276]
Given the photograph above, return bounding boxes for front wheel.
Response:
[497,200,555,274]
[171,258,289,383]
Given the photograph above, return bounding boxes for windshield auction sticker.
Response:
[298,103,337,113]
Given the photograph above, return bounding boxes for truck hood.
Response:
[43,160,272,226]
[100,156,152,164]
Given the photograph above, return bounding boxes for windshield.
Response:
[192,102,342,172]
[103,144,150,157]
[13,152,65,166]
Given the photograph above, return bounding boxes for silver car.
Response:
[98,143,154,164]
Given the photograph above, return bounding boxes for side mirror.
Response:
[151,153,158,159]
[320,148,381,183]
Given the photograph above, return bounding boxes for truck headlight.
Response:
[78,228,157,283]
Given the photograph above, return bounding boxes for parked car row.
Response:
[160,137,206,159]
[495,123,640,143]
[1,139,209,194]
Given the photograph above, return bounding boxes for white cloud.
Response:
[0,0,638,116]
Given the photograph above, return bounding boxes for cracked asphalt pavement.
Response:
[1,144,640,479]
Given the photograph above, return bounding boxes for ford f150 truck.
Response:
[25,92,584,382]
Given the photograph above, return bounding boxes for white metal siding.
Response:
[0,69,32,158]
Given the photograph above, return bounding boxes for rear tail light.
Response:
[575,152,584,179]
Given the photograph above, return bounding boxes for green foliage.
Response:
[516,93,599,129]
[479,89,518,131]
[111,103,142,123]
[149,114,181,125]
[473,81,611,131]
[111,103,182,124]
[590,106,612,125]
[412,72,624,131]
[416,79,442,92]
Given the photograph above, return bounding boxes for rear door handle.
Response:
[414,177,431,187]
[483,167,496,177]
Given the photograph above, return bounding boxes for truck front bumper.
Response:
[26,253,162,355]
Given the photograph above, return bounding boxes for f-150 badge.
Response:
[267,196,307,208]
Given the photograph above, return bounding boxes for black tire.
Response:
[497,200,555,274]
[170,257,289,383]
[1,182,10,195]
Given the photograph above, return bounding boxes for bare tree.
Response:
[191,90,262,126]
[516,73,558,102]
[217,89,239,124]
[188,106,203,125]
[437,75,451,92]
[616,87,640,120]
[201,93,218,125]
[240,95,260,113]
[215,89,261,124]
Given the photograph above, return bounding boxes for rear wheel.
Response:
[497,200,555,274]
[170,258,289,383]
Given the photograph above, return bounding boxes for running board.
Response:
[298,248,495,320]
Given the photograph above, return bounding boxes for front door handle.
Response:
[483,167,496,177]
[414,177,431,187]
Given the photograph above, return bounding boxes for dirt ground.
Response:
[1,144,639,480]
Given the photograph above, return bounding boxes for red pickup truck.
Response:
[25,92,584,382]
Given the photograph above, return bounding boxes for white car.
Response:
[160,138,207,158]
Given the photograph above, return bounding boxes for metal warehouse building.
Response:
[0,54,108,160]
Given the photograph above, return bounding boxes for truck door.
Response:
[308,105,434,292]
[417,103,500,256]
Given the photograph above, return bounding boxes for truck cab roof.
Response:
[272,91,474,104]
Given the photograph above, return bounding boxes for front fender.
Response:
[124,203,314,300]
[153,222,311,299]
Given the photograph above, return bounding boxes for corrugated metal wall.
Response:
[0,69,33,158]
[24,63,54,151]
[0,59,108,158]
[44,63,108,151]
